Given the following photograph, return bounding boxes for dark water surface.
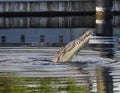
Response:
[0,46,120,93]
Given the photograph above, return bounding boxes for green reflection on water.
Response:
[0,77,87,93]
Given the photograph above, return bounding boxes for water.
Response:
[0,46,120,93]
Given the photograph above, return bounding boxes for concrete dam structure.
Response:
[0,0,119,28]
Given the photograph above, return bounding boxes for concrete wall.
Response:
[0,28,71,44]
[71,28,120,40]
[0,28,120,45]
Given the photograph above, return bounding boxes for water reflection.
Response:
[0,47,120,93]
[97,44,114,58]
[95,67,113,93]
[0,76,88,93]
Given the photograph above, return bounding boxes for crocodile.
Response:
[51,30,93,62]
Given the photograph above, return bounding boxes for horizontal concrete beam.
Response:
[0,11,119,17]
[0,11,95,17]
[0,0,94,2]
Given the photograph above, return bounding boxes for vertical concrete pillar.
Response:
[96,0,113,36]
[95,0,114,58]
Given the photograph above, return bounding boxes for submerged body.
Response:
[51,30,92,62]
